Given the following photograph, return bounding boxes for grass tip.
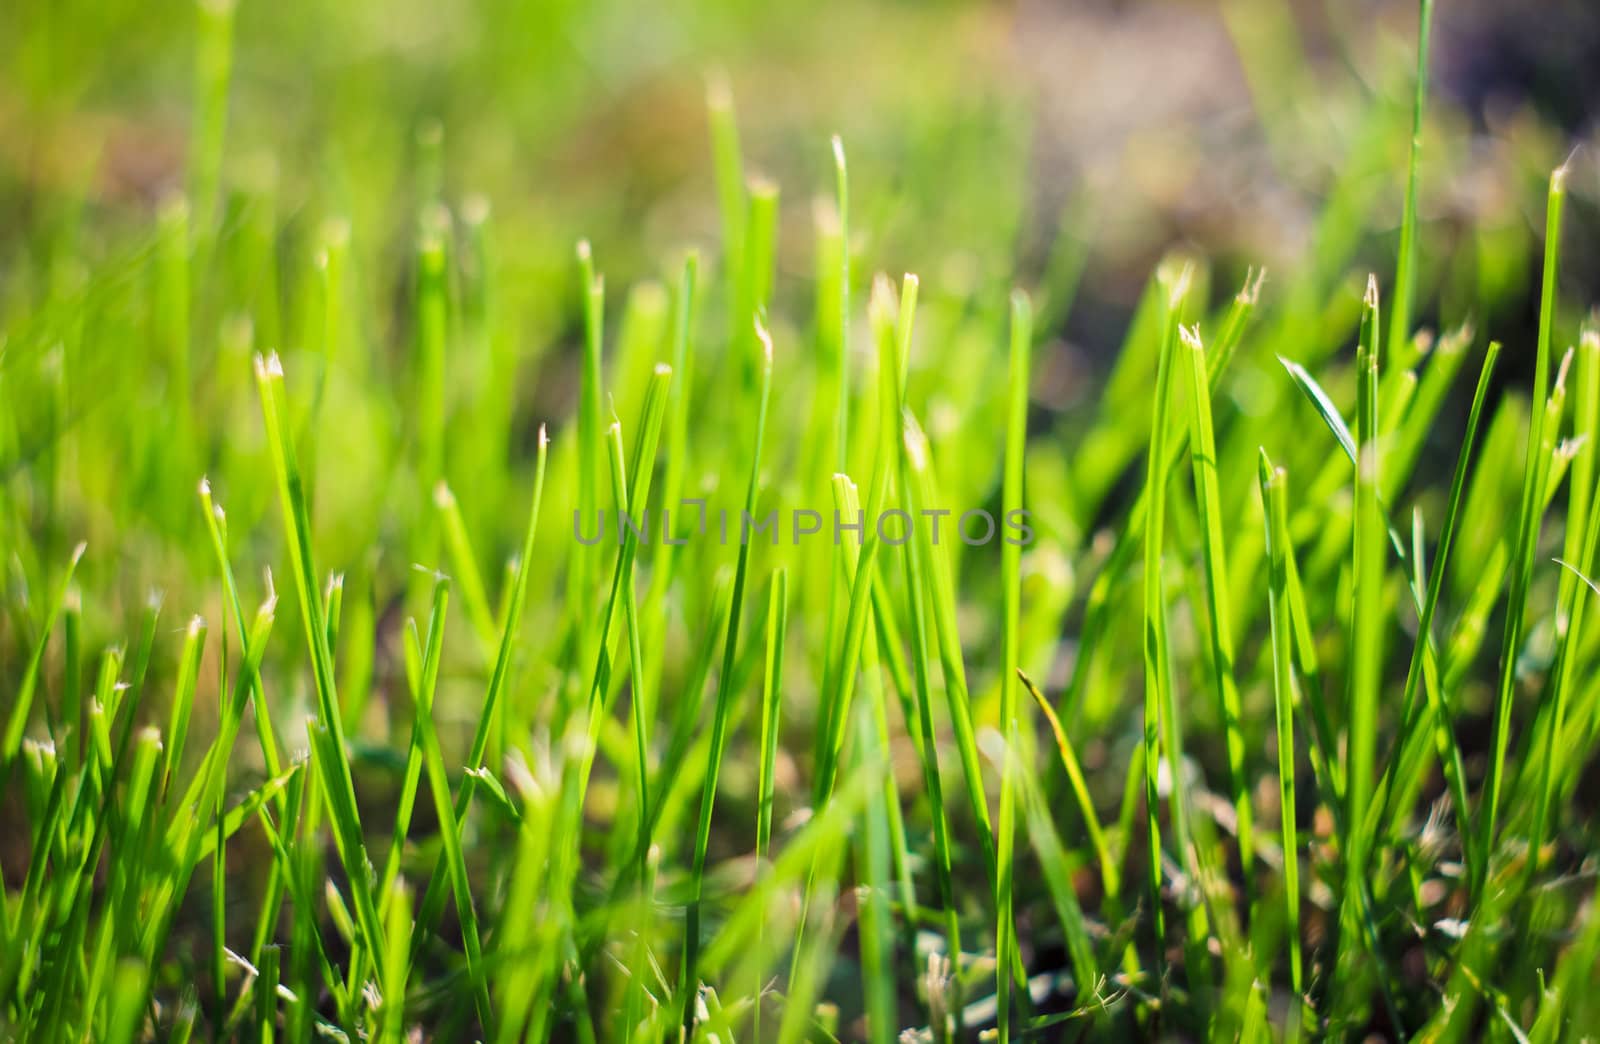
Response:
[869,272,897,319]
[1168,267,1193,310]
[1364,272,1380,309]
[812,195,841,233]
[538,422,550,447]
[255,351,284,380]
[831,133,846,170]
[159,192,191,223]
[433,480,455,508]
[1256,445,1276,483]
[754,316,774,366]
[410,563,450,586]
[461,194,491,225]
[1240,266,1267,304]
[1554,146,1579,187]
[70,540,88,565]
[1440,322,1475,355]
[1179,323,1203,352]
[418,212,449,257]
[705,69,733,111]
[504,751,541,801]
[188,613,205,636]
[902,411,929,466]
[320,215,352,248]
[654,361,673,376]
[576,239,592,263]
[1556,345,1575,392]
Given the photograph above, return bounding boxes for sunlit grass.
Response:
[4,1,1600,1041]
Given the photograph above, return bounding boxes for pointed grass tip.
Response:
[901,413,929,468]
[461,194,490,226]
[754,317,774,367]
[1555,346,1576,394]
[410,562,450,584]
[1554,146,1579,189]
[705,70,733,111]
[1160,258,1194,310]
[869,272,897,319]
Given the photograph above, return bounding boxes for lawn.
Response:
[2,0,1599,1040]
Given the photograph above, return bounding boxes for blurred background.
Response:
[5,0,1597,346]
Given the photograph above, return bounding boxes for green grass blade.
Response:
[1018,671,1118,915]
[754,568,787,1044]
[2,541,85,762]
[995,288,1031,1041]
[411,578,492,1031]
[897,413,964,1009]
[1387,0,1436,363]
[1139,266,1189,950]
[1257,452,1304,1033]
[411,426,549,942]
[1480,163,1569,872]
[254,352,388,985]
[682,319,773,1027]
[1178,322,1253,870]
[1368,341,1500,878]
[1332,275,1384,1022]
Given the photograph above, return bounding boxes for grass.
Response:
[5,0,1600,1040]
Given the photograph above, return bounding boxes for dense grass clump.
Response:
[4,0,1600,1040]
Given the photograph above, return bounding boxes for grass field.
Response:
[3,0,1600,1040]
